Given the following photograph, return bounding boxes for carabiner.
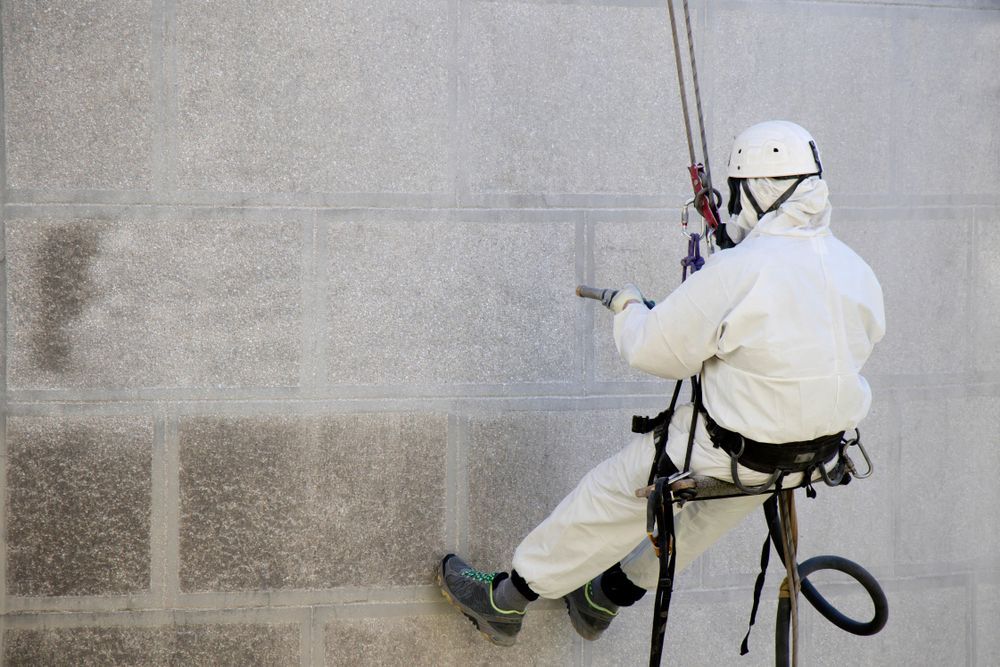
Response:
[846,439,874,479]
[680,198,696,238]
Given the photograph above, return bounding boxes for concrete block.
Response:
[324,221,576,385]
[977,581,1000,667]
[179,413,447,592]
[174,0,450,194]
[326,609,573,666]
[897,396,1000,566]
[2,1,153,190]
[894,15,1000,195]
[3,624,300,665]
[795,397,895,571]
[592,220,686,383]
[827,0,997,6]
[972,211,1000,372]
[6,416,153,597]
[466,410,634,572]
[834,216,971,377]
[706,3,895,196]
[592,593,777,667]
[6,219,302,390]
[464,2,688,196]
[802,582,968,666]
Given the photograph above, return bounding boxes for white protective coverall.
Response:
[512,176,885,596]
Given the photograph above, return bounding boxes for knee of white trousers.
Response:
[619,493,769,590]
[511,430,655,598]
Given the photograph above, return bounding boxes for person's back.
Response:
[615,128,884,446]
[707,227,882,441]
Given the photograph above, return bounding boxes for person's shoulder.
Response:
[825,233,882,285]
[706,236,770,270]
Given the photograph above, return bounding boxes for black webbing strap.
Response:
[682,376,701,473]
[741,492,782,654]
[649,477,678,667]
[633,378,688,667]
[634,380,684,486]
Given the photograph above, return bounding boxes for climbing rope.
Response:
[664,0,728,250]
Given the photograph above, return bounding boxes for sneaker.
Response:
[437,554,525,647]
[563,580,618,640]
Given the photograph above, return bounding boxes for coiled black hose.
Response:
[769,502,889,667]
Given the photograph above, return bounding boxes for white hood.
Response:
[727,176,831,244]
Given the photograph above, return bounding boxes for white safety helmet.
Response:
[727,121,822,179]
[725,121,823,222]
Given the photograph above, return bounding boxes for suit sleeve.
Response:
[612,263,732,380]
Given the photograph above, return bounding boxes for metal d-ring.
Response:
[729,436,782,494]
[817,457,847,487]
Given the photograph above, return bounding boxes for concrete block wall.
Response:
[2,0,998,664]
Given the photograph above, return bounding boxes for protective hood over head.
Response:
[727,176,830,244]
[725,120,825,245]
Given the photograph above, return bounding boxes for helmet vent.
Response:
[773,148,780,152]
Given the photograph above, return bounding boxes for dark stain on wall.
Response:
[31,223,102,372]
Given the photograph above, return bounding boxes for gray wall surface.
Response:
[2,0,999,664]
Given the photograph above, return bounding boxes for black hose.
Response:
[775,555,889,666]
[775,598,791,667]
[766,497,888,666]
[797,555,888,635]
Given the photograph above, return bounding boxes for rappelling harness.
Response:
[576,1,888,665]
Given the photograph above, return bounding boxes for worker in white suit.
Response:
[438,121,886,647]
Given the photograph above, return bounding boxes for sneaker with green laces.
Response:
[563,579,618,641]
[437,554,525,647]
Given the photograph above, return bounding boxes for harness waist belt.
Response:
[704,414,843,475]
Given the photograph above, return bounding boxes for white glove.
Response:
[607,283,645,314]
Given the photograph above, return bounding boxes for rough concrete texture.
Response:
[466,410,632,572]
[834,215,972,377]
[972,209,1000,372]
[465,2,688,196]
[6,219,302,389]
[592,220,686,383]
[897,395,1000,566]
[324,221,577,385]
[803,583,969,666]
[179,413,447,591]
[174,0,450,193]
[326,609,574,666]
[893,13,1000,195]
[977,580,1000,666]
[2,0,153,190]
[3,0,999,664]
[707,2,896,197]
[3,624,300,666]
[6,416,153,597]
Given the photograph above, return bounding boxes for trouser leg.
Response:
[511,430,654,599]
[511,403,773,598]
[619,492,768,590]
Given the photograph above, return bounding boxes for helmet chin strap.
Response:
[740,175,813,220]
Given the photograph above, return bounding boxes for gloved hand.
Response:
[604,283,645,314]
